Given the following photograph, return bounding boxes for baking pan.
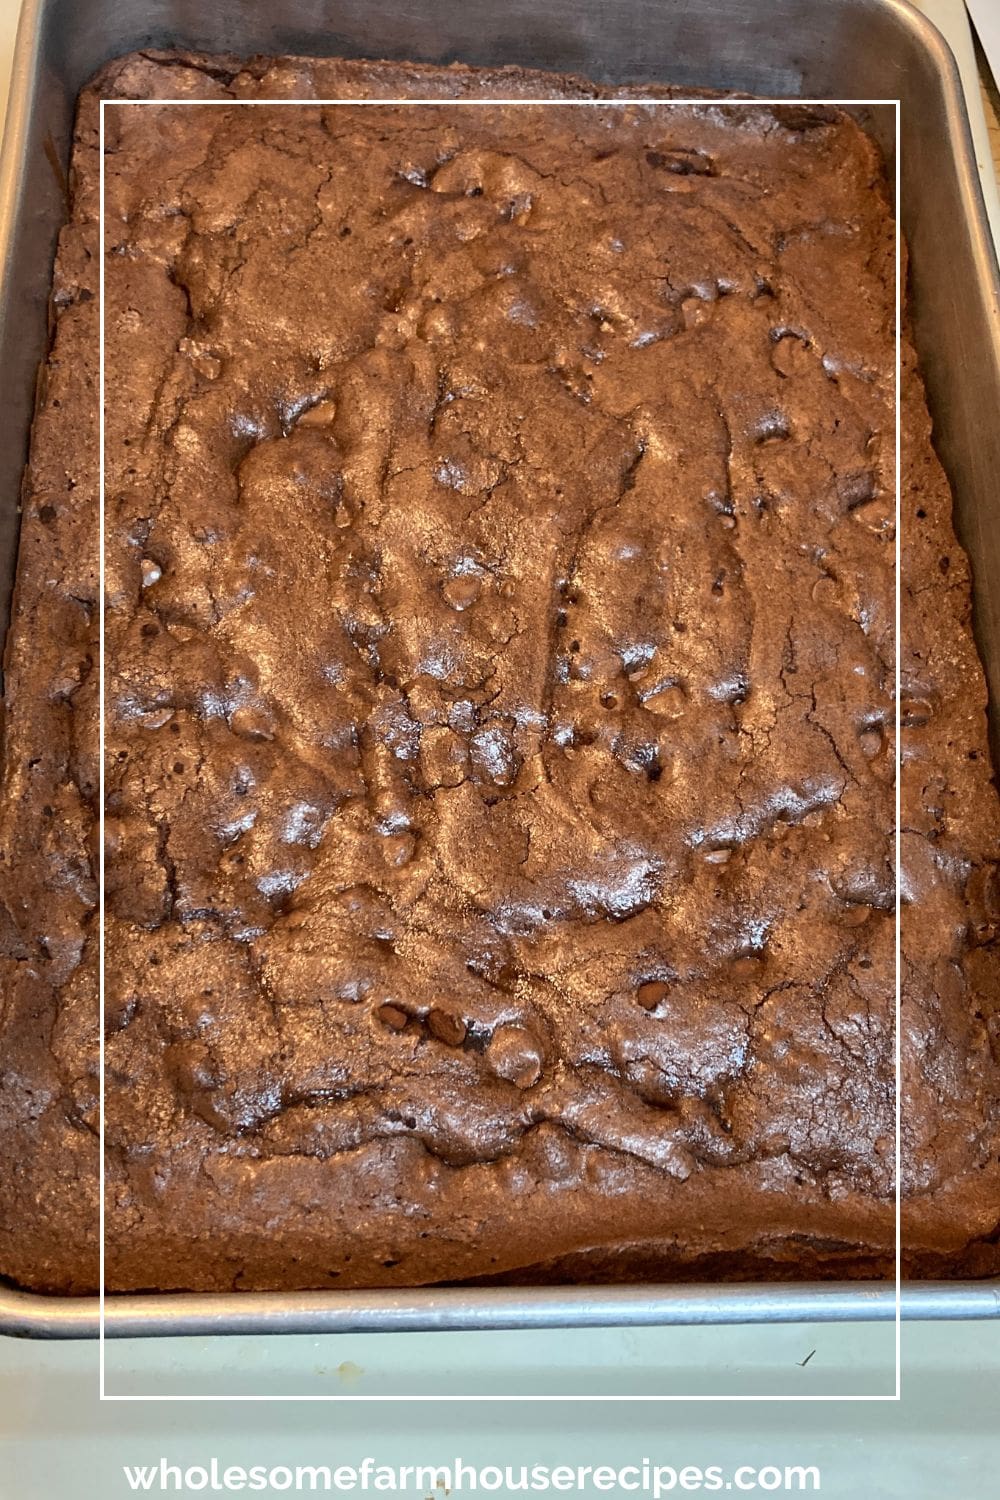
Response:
[0,0,998,1339]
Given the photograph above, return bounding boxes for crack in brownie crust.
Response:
[0,51,997,1294]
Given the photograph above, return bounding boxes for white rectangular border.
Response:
[98,94,903,1403]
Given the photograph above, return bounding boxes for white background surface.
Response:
[1,0,998,1492]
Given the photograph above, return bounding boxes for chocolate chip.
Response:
[636,980,670,1009]
[901,698,933,729]
[382,832,416,867]
[487,1025,542,1088]
[838,470,878,510]
[811,575,839,605]
[859,729,883,762]
[442,574,481,610]
[230,705,276,741]
[296,399,337,429]
[428,1008,467,1046]
[641,682,686,718]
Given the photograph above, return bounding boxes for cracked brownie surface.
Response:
[1,50,998,1294]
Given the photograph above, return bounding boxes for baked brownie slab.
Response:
[0,51,997,1293]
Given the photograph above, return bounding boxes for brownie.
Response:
[0,50,997,1295]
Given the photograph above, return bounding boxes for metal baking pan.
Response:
[0,0,998,1339]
